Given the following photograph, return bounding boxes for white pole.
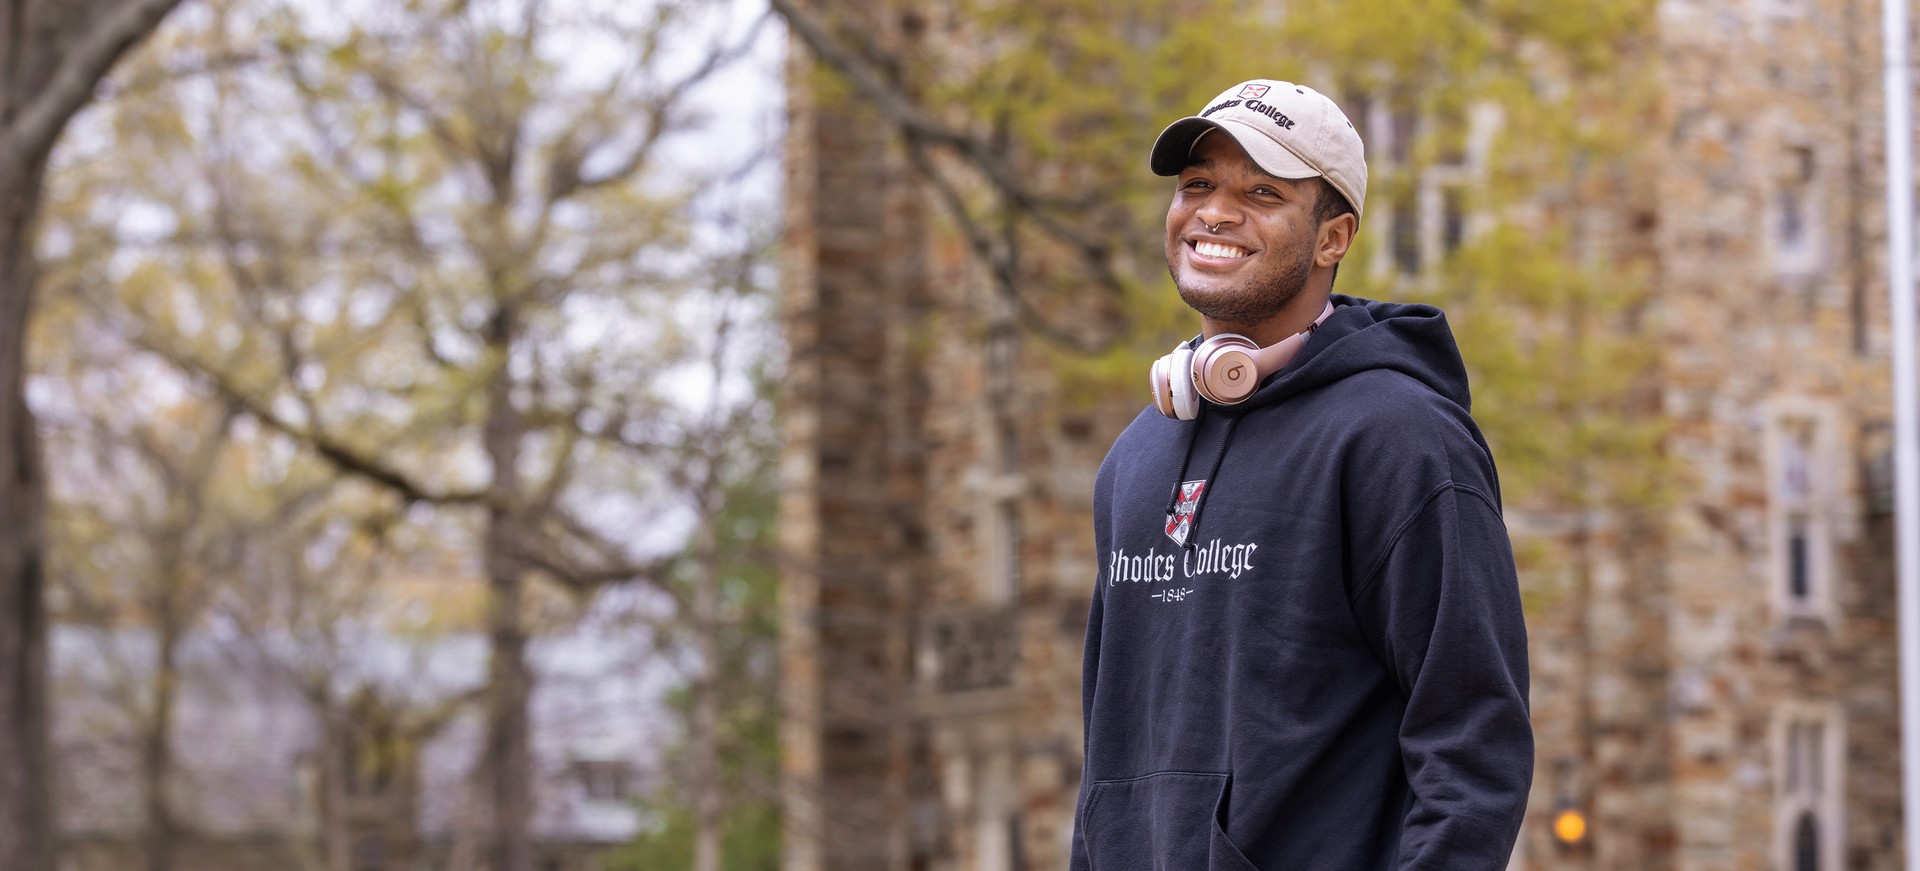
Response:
[1886,0,1920,868]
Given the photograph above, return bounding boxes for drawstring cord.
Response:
[1183,414,1240,551]
[1163,406,1204,518]
[1163,407,1242,554]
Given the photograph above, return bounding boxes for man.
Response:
[1070,80,1533,870]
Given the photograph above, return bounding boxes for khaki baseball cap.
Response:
[1149,80,1367,222]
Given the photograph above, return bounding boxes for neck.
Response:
[1202,276,1334,347]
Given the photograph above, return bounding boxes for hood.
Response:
[1232,294,1472,413]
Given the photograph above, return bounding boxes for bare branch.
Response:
[0,0,186,186]
[767,0,1129,351]
[125,330,489,507]
[900,134,1108,353]
[97,48,268,102]
[548,13,771,202]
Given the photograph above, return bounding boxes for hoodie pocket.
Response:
[1080,771,1262,871]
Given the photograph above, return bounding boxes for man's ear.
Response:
[1316,213,1357,269]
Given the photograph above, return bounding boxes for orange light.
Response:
[1553,809,1589,844]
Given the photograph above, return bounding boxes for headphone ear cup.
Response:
[1193,336,1262,405]
[1150,354,1176,417]
[1169,345,1199,420]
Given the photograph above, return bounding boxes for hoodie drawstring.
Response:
[1184,414,1240,551]
[1164,407,1242,554]
[1163,406,1204,519]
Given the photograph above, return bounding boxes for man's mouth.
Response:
[1191,240,1250,259]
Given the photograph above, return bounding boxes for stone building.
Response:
[779,1,1910,870]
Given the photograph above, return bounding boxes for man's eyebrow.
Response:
[1182,156,1287,182]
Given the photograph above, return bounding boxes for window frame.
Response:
[1764,398,1841,625]
[1772,703,1845,871]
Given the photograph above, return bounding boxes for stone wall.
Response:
[778,1,933,867]
[1651,0,1901,869]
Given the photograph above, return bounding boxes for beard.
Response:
[1169,231,1315,325]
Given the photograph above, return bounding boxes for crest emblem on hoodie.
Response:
[1165,480,1207,547]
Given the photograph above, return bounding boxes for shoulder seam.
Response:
[1350,481,1501,602]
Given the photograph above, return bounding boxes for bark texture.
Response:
[0,1,183,867]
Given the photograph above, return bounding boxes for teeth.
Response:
[1195,241,1248,259]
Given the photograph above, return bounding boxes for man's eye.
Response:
[1182,179,1212,190]
[1252,186,1279,197]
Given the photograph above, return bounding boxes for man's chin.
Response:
[1175,284,1298,326]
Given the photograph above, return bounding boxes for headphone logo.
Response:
[1147,301,1335,420]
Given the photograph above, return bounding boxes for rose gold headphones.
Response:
[1150,301,1335,420]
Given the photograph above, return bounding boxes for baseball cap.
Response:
[1149,80,1367,222]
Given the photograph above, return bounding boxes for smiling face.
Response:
[1164,131,1353,345]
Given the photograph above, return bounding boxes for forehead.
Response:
[1180,133,1299,186]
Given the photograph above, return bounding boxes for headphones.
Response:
[1150,301,1335,420]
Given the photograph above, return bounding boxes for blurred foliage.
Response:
[613,801,782,871]
[612,274,784,871]
[613,453,782,869]
[34,0,779,865]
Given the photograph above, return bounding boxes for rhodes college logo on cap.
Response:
[1237,83,1270,99]
[1165,480,1208,547]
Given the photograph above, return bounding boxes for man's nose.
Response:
[1195,200,1240,231]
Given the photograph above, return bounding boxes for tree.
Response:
[33,240,476,871]
[38,0,777,868]
[0,1,187,867]
[612,237,782,871]
[37,379,239,871]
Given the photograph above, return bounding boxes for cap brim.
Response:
[1149,117,1321,180]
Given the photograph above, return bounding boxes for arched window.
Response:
[1766,406,1835,624]
[1777,708,1842,871]
[1794,810,1819,871]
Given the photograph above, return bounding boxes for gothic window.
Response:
[1441,187,1466,255]
[1390,107,1418,166]
[1794,811,1819,871]
[1373,101,1477,281]
[1776,708,1843,871]
[985,415,1022,602]
[1779,187,1805,246]
[1769,408,1834,622]
[1781,421,1813,604]
[1346,90,1373,150]
[1392,187,1421,276]
[1772,144,1820,274]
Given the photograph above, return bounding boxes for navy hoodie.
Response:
[1071,296,1532,871]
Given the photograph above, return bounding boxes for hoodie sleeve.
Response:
[1350,481,1532,871]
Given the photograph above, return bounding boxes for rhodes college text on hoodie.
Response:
[1072,297,1532,871]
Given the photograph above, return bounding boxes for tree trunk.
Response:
[142,577,181,871]
[692,513,722,871]
[482,305,532,871]
[0,3,189,865]
[0,155,52,871]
